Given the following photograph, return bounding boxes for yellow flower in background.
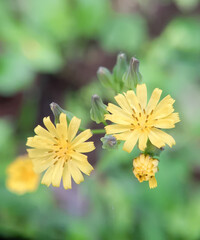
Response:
[105,84,180,153]
[133,154,158,189]
[6,155,39,195]
[27,113,95,189]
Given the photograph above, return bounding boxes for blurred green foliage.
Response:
[0,0,200,240]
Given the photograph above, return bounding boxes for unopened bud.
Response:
[50,102,74,124]
[113,53,128,93]
[113,53,128,81]
[97,67,113,89]
[90,95,108,124]
[123,57,142,90]
[101,135,120,150]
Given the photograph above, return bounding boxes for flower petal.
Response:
[107,103,132,120]
[41,166,54,187]
[154,119,175,129]
[26,137,53,150]
[43,117,58,137]
[105,114,132,125]
[51,159,64,187]
[69,151,88,162]
[56,113,68,139]
[114,131,131,140]
[74,142,95,153]
[136,84,147,109]
[114,93,132,114]
[32,155,56,173]
[74,160,93,176]
[27,149,51,158]
[153,95,175,118]
[69,161,84,184]
[59,113,68,128]
[34,125,55,140]
[148,129,165,148]
[138,132,148,151]
[56,123,68,140]
[68,117,81,142]
[149,176,157,189]
[63,162,72,189]
[151,128,175,147]
[146,88,162,114]
[125,90,140,112]
[123,130,140,153]
[71,129,92,148]
[105,124,131,134]
[155,112,180,128]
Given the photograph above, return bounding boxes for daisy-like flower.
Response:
[105,84,180,153]
[133,154,158,189]
[6,155,39,195]
[26,113,95,189]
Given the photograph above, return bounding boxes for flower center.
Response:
[51,138,73,162]
[131,108,154,131]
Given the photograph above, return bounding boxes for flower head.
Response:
[105,84,180,153]
[26,113,95,189]
[6,155,39,195]
[133,154,158,189]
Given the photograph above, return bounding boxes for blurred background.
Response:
[0,0,200,239]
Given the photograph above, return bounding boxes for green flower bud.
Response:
[50,102,74,124]
[123,57,142,90]
[90,95,108,124]
[113,53,128,82]
[101,135,120,150]
[143,140,164,157]
[97,67,113,89]
[113,53,128,92]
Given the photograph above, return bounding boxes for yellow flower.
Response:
[105,84,180,153]
[6,155,39,195]
[26,113,95,189]
[133,154,158,189]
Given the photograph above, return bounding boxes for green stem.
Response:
[79,127,105,134]
[91,129,106,134]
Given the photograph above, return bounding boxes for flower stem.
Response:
[79,127,106,134]
[91,129,106,134]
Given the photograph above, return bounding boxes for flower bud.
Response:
[97,67,113,89]
[101,135,120,150]
[123,57,142,90]
[50,102,74,124]
[90,95,108,124]
[113,53,128,92]
[133,154,158,189]
[113,53,128,82]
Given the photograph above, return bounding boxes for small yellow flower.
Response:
[105,84,180,153]
[133,154,158,189]
[6,155,39,195]
[26,113,95,189]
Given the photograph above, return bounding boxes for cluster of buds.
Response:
[97,53,142,94]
